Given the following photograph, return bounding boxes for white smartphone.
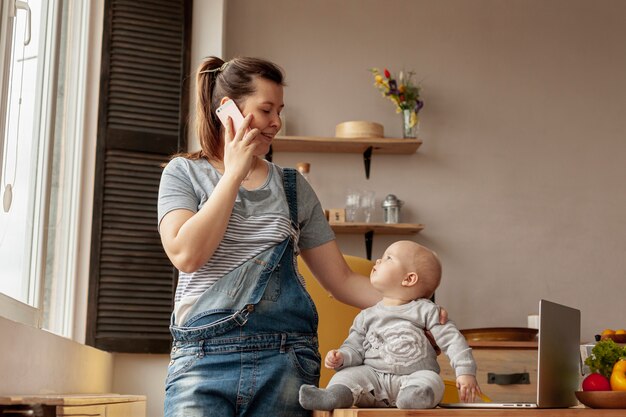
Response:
[216,100,245,132]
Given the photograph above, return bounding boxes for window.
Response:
[0,0,190,347]
[0,0,92,337]
[0,0,51,327]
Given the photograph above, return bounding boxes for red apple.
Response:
[582,373,611,391]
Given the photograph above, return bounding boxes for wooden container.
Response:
[461,327,538,342]
[335,121,384,138]
[438,341,539,403]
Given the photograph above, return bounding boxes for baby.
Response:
[299,241,480,410]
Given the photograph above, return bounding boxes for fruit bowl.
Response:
[576,391,626,409]
[601,334,626,343]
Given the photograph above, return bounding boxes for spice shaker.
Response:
[382,194,403,224]
[296,162,311,182]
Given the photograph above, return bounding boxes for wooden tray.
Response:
[461,327,538,342]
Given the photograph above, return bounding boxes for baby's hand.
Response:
[324,349,344,369]
[456,375,481,403]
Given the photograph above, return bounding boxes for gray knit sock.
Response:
[396,385,436,409]
[299,384,354,411]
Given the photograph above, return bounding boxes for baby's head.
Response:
[370,240,442,301]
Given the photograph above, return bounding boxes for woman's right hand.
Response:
[160,114,260,273]
[222,113,260,182]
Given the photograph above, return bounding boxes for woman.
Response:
[158,56,445,416]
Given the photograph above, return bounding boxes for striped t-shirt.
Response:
[158,157,334,324]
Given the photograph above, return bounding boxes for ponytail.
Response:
[195,56,227,160]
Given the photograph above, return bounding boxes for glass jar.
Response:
[401,109,419,139]
[296,162,311,182]
[382,194,403,224]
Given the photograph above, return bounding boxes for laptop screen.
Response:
[536,299,581,408]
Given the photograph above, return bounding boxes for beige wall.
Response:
[0,317,114,395]
[112,354,168,417]
[218,0,626,341]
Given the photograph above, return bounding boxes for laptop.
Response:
[439,299,581,409]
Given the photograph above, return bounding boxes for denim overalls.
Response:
[164,169,320,417]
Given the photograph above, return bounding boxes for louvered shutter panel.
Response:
[87,0,191,353]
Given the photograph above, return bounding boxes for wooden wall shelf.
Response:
[267,136,422,179]
[330,222,424,234]
[330,223,424,260]
[272,136,422,154]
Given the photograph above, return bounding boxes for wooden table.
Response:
[0,394,146,417]
[313,408,624,417]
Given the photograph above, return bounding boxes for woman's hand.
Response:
[160,113,260,273]
[438,306,448,324]
[425,306,448,355]
[222,113,260,182]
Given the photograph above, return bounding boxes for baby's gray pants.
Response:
[328,365,445,407]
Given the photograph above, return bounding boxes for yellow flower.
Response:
[374,74,383,85]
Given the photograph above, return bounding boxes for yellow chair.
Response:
[297,254,489,404]
[297,254,370,387]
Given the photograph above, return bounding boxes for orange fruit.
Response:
[602,329,616,336]
[616,329,626,335]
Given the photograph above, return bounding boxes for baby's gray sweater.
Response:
[338,299,476,377]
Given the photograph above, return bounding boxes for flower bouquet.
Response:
[370,67,424,138]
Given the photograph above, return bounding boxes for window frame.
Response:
[0,0,93,338]
[0,0,61,328]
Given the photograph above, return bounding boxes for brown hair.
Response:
[175,56,285,161]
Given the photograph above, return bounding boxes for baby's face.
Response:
[370,242,414,294]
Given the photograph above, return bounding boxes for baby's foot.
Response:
[298,384,353,410]
[396,385,436,409]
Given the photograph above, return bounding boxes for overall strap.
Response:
[282,168,299,228]
[240,167,299,322]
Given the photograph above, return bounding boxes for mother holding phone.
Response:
[158,56,446,416]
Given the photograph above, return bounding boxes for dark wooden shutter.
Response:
[87,0,192,353]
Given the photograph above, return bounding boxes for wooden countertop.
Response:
[313,407,623,417]
[0,394,146,406]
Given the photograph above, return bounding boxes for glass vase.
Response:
[401,109,419,138]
